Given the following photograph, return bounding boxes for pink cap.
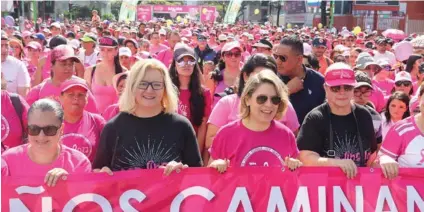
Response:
[51,45,81,63]
[112,72,129,91]
[181,29,192,38]
[60,78,89,92]
[22,31,32,37]
[25,41,42,50]
[221,41,243,55]
[324,63,356,87]
[254,34,261,40]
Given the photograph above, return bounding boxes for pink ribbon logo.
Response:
[417,149,424,166]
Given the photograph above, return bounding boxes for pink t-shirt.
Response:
[155,49,174,68]
[1,144,92,177]
[26,77,99,114]
[210,120,299,167]
[1,91,29,152]
[62,111,105,162]
[380,116,424,167]
[369,84,386,112]
[102,103,119,121]
[41,53,52,80]
[149,44,169,56]
[373,79,394,98]
[208,94,300,133]
[177,89,212,133]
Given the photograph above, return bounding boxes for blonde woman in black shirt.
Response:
[93,59,202,175]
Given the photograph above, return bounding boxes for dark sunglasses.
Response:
[354,89,373,97]
[329,85,354,93]
[256,95,282,105]
[273,54,287,62]
[395,81,412,87]
[28,125,60,136]
[225,52,241,58]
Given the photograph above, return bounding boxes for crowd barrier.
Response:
[2,167,424,211]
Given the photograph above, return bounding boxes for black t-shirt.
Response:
[279,66,326,125]
[93,112,203,171]
[297,103,377,166]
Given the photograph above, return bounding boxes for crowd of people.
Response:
[2,10,424,186]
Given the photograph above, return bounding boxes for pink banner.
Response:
[152,5,199,13]
[137,5,152,22]
[2,167,424,211]
[200,6,217,23]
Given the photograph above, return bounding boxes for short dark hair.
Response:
[355,71,372,85]
[238,54,278,97]
[280,37,303,55]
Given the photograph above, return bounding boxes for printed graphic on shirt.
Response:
[61,133,93,158]
[114,135,178,170]
[178,102,189,117]
[1,115,10,142]
[404,136,424,166]
[240,146,284,167]
[332,131,371,164]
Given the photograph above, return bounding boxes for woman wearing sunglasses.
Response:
[381,92,410,139]
[208,70,302,172]
[1,99,91,187]
[378,85,424,180]
[9,38,25,61]
[169,44,212,156]
[59,79,106,162]
[392,71,414,98]
[204,54,300,164]
[93,59,202,175]
[210,41,243,107]
[404,54,423,91]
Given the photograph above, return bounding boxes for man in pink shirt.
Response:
[26,45,98,113]
[148,31,169,56]
[156,31,181,68]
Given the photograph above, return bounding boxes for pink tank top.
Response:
[91,66,118,114]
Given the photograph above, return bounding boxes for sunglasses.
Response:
[273,54,287,62]
[329,85,354,93]
[176,60,196,67]
[225,52,241,58]
[395,81,412,87]
[354,89,373,97]
[137,81,164,90]
[28,125,60,136]
[256,95,282,105]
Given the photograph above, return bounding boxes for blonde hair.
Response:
[240,69,289,120]
[119,59,178,114]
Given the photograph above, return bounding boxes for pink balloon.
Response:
[170,11,177,18]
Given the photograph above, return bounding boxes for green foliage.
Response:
[102,13,116,21]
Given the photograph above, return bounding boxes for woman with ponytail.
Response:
[84,36,128,113]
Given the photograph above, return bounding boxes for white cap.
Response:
[50,22,61,29]
[69,39,80,49]
[159,29,166,35]
[395,71,412,83]
[218,34,227,41]
[119,47,132,57]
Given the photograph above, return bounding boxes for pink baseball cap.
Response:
[25,41,42,50]
[221,41,243,55]
[324,63,356,87]
[60,78,89,92]
[22,31,32,38]
[51,44,81,63]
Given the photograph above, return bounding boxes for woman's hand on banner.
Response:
[93,166,113,176]
[44,168,69,187]
[379,155,399,180]
[333,159,357,179]
[283,157,303,171]
[208,159,229,174]
[160,161,188,176]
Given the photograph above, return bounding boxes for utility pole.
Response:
[276,0,281,26]
[320,0,327,26]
